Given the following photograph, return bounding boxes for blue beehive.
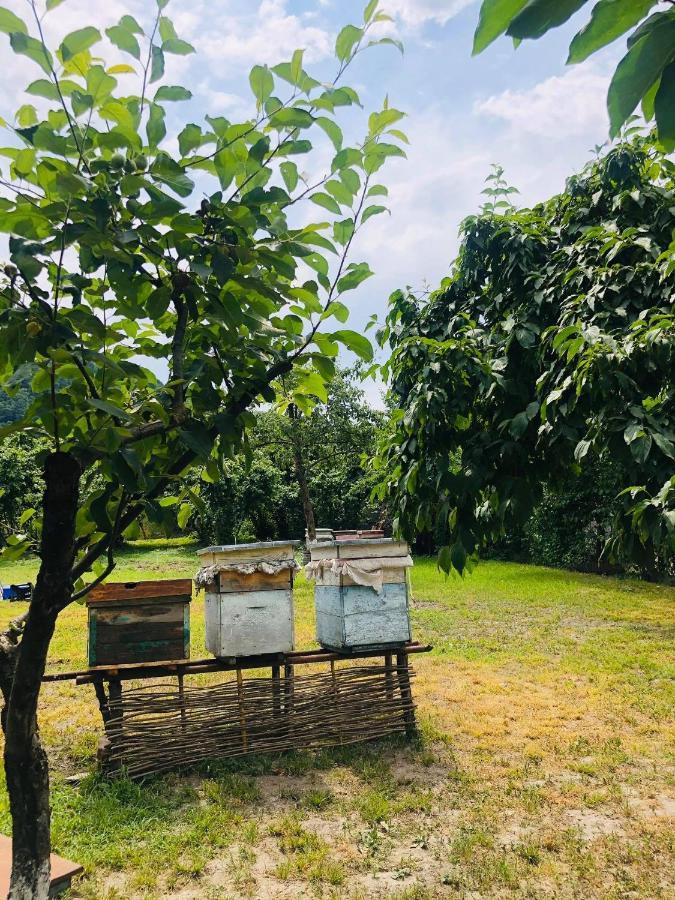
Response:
[307,538,413,651]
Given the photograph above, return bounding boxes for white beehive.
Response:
[307,538,413,651]
[196,541,299,658]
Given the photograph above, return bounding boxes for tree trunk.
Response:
[3,452,80,900]
[293,444,316,541]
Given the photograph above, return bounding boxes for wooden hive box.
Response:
[308,538,413,651]
[196,541,299,658]
[86,579,192,667]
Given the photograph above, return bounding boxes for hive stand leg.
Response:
[107,677,123,772]
[177,672,187,733]
[272,664,281,720]
[93,678,113,772]
[395,651,417,739]
[236,668,248,751]
[330,660,343,744]
[384,652,394,703]
[284,663,294,744]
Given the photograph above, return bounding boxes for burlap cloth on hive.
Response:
[304,555,413,595]
[194,559,298,590]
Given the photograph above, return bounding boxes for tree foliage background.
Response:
[375,135,674,578]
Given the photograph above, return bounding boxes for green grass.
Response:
[0,550,673,898]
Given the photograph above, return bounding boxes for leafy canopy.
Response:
[375,136,674,575]
[473,0,675,149]
[0,0,407,588]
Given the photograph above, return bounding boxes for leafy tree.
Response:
[375,136,674,577]
[473,0,675,148]
[0,0,406,893]
[193,368,387,544]
[0,368,34,425]
[0,434,47,546]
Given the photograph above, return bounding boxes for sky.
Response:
[1,0,624,401]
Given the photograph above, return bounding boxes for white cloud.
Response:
[193,0,333,69]
[474,63,610,137]
[387,0,476,27]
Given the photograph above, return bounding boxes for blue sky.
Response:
[2,0,623,398]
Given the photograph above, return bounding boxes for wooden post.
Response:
[272,664,281,719]
[284,662,294,736]
[384,652,394,703]
[330,660,343,744]
[395,651,416,739]
[107,676,123,772]
[236,668,248,750]
[177,671,187,732]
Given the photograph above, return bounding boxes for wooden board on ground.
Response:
[0,834,83,897]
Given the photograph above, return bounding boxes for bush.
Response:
[0,434,47,545]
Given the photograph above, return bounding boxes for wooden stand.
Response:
[44,643,431,780]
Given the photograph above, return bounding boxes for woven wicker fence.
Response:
[104,662,416,778]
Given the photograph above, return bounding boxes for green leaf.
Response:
[150,44,165,82]
[249,64,274,105]
[508,0,588,41]
[364,0,379,23]
[162,38,195,55]
[332,329,373,361]
[10,32,52,75]
[60,26,101,61]
[335,24,363,61]
[310,192,341,215]
[18,508,36,526]
[179,421,213,457]
[159,15,178,42]
[154,85,192,102]
[333,217,355,245]
[368,36,404,54]
[87,398,132,420]
[178,123,202,155]
[146,102,166,147]
[26,79,60,101]
[568,0,658,64]
[290,48,304,84]
[331,147,362,172]
[315,116,343,150]
[106,24,141,60]
[120,15,143,34]
[280,160,298,192]
[177,503,192,530]
[655,59,675,150]
[0,6,28,34]
[295,370,328,403]
[336,261,373,294]
[271,107,314,129]
[473,0,529,54]
[325,179,353,206]
[361,204,387,224]
[607,16,675,137]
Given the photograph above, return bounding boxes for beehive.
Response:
[196,541,299,658]
[86,579,192,667]
[307,539,413,651]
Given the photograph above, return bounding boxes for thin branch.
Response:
[139,8,161,123]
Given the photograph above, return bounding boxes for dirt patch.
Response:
[565,809,624,840]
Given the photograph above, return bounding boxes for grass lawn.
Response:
[0,548,673,898]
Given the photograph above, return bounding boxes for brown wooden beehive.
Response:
[86,579,192,668]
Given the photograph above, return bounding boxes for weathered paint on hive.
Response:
[86,581,191,667]
[205,589,294,658]
[314,582,411,651]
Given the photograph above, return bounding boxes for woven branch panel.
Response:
[104,663,416,779]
